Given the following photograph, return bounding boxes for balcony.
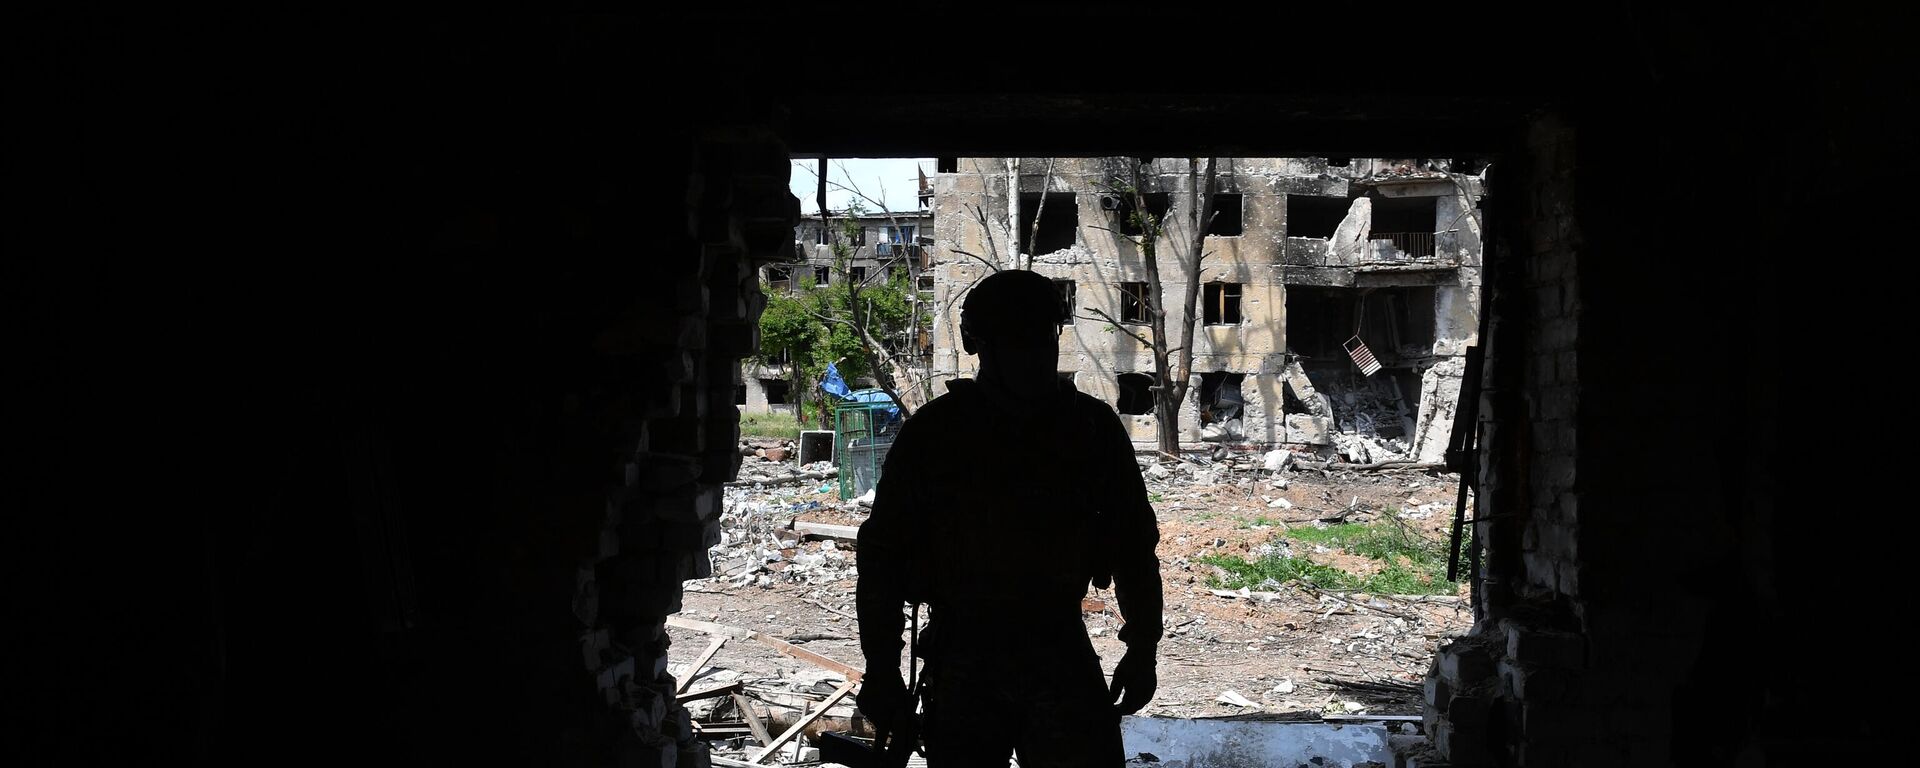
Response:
[1369,232,1434,259]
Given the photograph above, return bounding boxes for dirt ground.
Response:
[670,450,1472,754]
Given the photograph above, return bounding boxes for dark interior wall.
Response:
[28,6,1893,766]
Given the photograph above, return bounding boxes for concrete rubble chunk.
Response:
[1287,414,1334,446]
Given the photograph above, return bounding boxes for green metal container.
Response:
[833,400,898,500]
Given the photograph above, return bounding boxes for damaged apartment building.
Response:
[740,207,934,415]
[927,157,1483,463]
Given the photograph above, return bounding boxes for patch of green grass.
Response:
[739,411,801,439]
[1198,551,1362,591]
[1199,516,1462,596]
[1150,493,1166,504]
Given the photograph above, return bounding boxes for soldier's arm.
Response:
[1099,408,1164,649]
[855,418,921,672]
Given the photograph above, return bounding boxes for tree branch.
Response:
[1023,157,1056,267]
[1082,308,1154,349]
[946,247,1001,273]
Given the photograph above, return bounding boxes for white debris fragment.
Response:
[1217,690,1259,708]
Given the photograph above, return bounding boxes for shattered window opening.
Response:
[850,266,868,285]
[1285,195,1350,239]
[1204,282,1242,325]
[1053,279,1077,325]
[1368,196,1439,258]
[1119,281,1149,324]
[760,379,790,405]
[1116,192,1171,237]
[1115,373,1154,415]
[814,266,830,286]
[1208,194,1244,237]
[1198,371,1246,424]
[765,265,792,294]
[1019,192,1078,255]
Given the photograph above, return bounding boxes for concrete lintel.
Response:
[1354,269,1459,288]
[1282,267,1356,287]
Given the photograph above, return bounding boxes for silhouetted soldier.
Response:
[856,269,1163,766]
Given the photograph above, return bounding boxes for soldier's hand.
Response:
[1109,645,1157,717]
[856,669,909,733]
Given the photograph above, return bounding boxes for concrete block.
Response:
[1445,695,1492,728]
[648,416,705,455]
[1424,672,1452,712]
[1438,641,1496,687]
[631,452,703,491]
[1429,720,1489,767]
[651,483,721,524]
[1520,698,1582,741]
[1499,659,1572,702]
[1286,413,1333,445]
[1505,623,1587,669]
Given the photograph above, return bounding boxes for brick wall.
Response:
[572,137,795,767]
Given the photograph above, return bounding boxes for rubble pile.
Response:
[663,435,1467,760]
[713,478,857,589]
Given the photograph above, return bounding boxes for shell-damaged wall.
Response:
[928,157,1481,455]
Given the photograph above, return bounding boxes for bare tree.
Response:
[1080,157,1220,454]
[793,162,936,415]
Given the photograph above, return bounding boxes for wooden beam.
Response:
[676,680,743,703]
[676,636,729,694]
[668,614,865,682]
[666,615,753,639]
[732,692,776,747]
[752,631,863,682]
[750,678,857,763]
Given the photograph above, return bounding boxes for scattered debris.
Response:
[670,444,1470,762]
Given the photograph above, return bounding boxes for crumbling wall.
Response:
[929,159,1302,446]
[1423,114,1657,767]
[570,137,794,768]
[927,158,1480,454]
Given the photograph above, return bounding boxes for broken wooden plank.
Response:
[732,692,776,747]
[752,631,863,682]
[709,756,758,768]
[676,635,730,694]
[667,615,865,682]
[676,680,743,703]
[792,520,860,542]
[750,678,857,763]
[666,615,755,639]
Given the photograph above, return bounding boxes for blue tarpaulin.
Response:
[819,361,851,398]
[841,387,900,421]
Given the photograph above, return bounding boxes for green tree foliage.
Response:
[757,202,922,421]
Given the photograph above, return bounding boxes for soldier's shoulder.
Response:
[1069,391,1122,422]
[913,391,968,420]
